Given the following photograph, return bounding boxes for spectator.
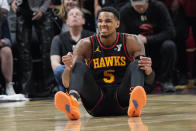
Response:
[120,0,177,92]
[52,0,95,34]
[9,0,54,96]
[156,0,187,86]
[50,7,94,92]
[0,0,15,95]
[159,0,196,85]
[173,0,196,82]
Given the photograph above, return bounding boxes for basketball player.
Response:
[55,7,149,120]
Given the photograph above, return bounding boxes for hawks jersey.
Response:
[88,32,134,89]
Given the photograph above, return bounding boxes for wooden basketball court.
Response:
[0,94,196,131]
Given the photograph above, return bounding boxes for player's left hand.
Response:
[138,56,152,75]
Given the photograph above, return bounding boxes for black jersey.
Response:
[88,32,134,89]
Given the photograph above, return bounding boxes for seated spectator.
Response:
[157,0,188,86]
[52,0,95,34]
[0,2,15,95]
[50,7,94,92]
[120,0,177,92]
[173,0,196,83]
[158,0,196,86]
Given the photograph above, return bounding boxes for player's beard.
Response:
[101,34,109,38]
[100,32,111,38]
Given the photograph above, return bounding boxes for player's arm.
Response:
[126,34,154,77]
[61,37,92,88]
[62,52,73,88]
[72,37,92,65]
[126,34,145,58]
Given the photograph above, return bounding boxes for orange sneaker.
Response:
[128,86,146,117]
[55,91,80,120]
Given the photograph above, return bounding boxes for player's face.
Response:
[66,8,85,27]
[97,12,120,38]
[63,0,79,10]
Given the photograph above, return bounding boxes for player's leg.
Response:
[55,60,102,120]
[69,60,101,103]
[117,60,146,117]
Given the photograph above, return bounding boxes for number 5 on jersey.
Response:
[103,69,115,83]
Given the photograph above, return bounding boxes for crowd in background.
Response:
[0,0,196,98]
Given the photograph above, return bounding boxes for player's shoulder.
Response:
[75,36,92,50]
[78,36,91,44]
[124,33,138,42]
[124,33,143,48]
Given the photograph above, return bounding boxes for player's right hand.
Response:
[62,52,73,70]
